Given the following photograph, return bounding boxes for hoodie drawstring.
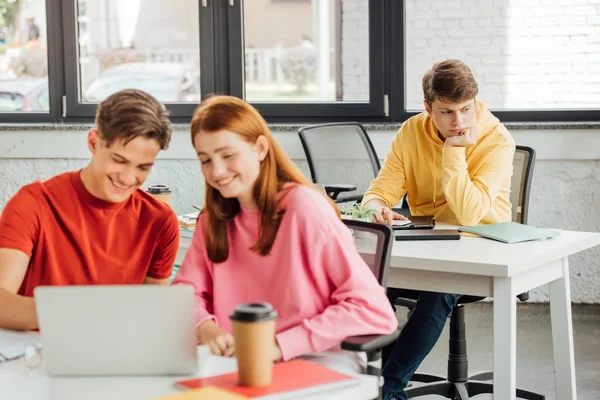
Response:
[433,148,437,208]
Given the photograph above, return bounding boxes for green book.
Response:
[458,222,560,244]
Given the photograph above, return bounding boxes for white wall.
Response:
[1,126,599,304]
[341,0,370,101]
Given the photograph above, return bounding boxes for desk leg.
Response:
[549,257,577,400]
[493,277,516,400]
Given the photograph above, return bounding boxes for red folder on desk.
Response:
[175,359,359,399]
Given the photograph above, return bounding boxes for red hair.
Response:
[190,95,339,263]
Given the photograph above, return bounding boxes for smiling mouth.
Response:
[216,176,236,186]
[109,177,132,192]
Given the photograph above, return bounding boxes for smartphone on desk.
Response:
[391,215,435,230]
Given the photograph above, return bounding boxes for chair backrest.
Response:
[343,219,394,288]
[313,183,327,196]
[298,123,380,198]
[400,145,536,224]
[510,145,536,224]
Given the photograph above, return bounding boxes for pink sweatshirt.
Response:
[172,184,398,361]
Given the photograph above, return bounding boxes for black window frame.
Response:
[0,0,64,123]
[0,0,598,124]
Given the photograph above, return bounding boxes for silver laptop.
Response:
[34,285,198,376]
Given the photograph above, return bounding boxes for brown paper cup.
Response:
[148,192,171,205]
[230,303,277,387]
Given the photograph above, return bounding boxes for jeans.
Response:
[381,289,461,400]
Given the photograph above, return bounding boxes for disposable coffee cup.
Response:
[146,184,172,205]
[230,302,277,387]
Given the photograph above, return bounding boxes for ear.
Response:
[255,135,269,162]
[423,101,431,115]
[88,129,99,154]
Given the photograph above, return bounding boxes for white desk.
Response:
[177,228,600,399]
[0,345,378,400]
[386,227,600,400]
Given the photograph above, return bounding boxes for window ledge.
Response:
[1,121,600,132]
[362,122,600,131]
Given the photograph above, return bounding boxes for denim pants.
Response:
[381,289,461,400]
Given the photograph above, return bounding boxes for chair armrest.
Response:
[341,329,400,353]
[323,184,357,200]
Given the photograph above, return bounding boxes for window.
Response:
[400,0,599,120]
[76,0,200,103]
[61,0,202,119]
[231,0,386,119]
[1,0,597,123]
[57,0,385,121]
[0,0,50,118]
[243,0,369,102]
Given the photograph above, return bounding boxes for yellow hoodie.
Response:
[363,101,515,226]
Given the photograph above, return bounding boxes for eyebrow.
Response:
[197,146,233,156]
[111,152,154,168]
[439,105,471,111]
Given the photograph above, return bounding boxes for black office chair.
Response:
[340,219,401,400]
[298,122,381,203]
[388,145,544,399]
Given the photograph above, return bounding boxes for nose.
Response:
[119,167,137,186]
[453,113,463,127]
[209,158,227,178]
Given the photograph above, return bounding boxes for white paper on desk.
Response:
[392,219,411,226]
[0,328,42,359]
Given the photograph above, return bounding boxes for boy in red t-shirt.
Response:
[0,89,179,330]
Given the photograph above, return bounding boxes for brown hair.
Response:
[191,95,339,263]
[95,89,172,149]
[422,59,479,106]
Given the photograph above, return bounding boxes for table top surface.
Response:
[179,224,600,278]
[0,347,377,400]
[388,227,600,277]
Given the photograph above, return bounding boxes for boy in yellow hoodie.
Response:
[363,60,515,400]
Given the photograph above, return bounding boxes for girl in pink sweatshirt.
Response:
[172,95,397,368]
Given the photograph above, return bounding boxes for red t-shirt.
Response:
[0,171,179,296]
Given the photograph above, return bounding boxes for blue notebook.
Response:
[458,222,560,244]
